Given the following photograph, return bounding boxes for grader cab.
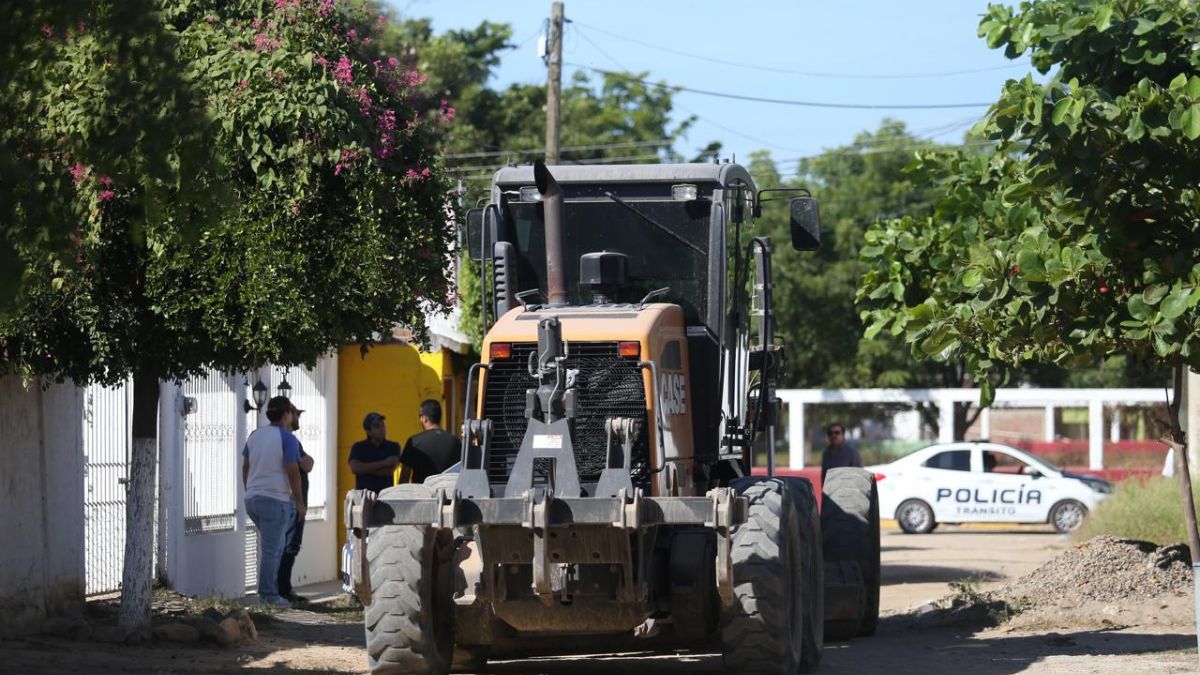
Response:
[344,160,880,674]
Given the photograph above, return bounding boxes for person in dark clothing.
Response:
[821,422,863,482]
[349,412,401,493]
[400,399,459,484]
[278,402,314,603]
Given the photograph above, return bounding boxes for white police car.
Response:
[869,441,1112,534]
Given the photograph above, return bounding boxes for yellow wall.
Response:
[337,344,460,546]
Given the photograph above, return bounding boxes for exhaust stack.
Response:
[534,160,568,307]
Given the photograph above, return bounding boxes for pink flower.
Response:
[333,56,353,84]
[377,13,387,26]
[317,0,336,17]
[314,54,328,68]
[346,29,357,41]
[379,109,396,131]
[98,189,115,202]
[254,33,281,52]
[204,14,217,23]
[401,69,427,87]
[361,36,371,46]
[99,174,112,187]
[76,21,87,32]
[41,24,54,38]
[387,56,399,69]
[290,201,301,216]
[251,17,261,29]
[440,99,456,121]
[68,162,87,184]
[237,79,250,91]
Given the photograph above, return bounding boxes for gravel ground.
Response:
[996,536,1193,608]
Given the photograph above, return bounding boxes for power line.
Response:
[444,139,672,161]
[573,22,1027,81]
[567,63,995,110]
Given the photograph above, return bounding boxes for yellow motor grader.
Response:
[344,160,880,674]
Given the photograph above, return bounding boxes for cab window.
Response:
[923,450,970,471]
[986,451,1037,475]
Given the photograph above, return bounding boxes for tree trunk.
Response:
[1166,363,1200,563]
[117,370,159,636]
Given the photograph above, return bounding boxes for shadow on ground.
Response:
[881,564,1002,585]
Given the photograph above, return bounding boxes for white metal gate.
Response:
[83,381,132,596]
[181,372,239,534]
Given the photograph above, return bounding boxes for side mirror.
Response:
[465,208,484,261]
[465,205,500,262]
[789,197,820,251]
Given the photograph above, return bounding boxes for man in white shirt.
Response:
[243,395,305,606]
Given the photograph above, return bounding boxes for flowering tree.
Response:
[859,0,1200,558]
[1,0,454,634]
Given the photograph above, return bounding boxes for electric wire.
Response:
[572,21,1027,81]
[566,62,996,109]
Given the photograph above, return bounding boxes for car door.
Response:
[917,448,975,522]
[973,447,1053,523]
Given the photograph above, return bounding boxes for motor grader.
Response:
[344,160,880,674]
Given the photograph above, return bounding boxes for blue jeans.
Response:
[246,495,296,602]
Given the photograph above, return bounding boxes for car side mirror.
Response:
[789,196,820,251]
[465,205,500,262]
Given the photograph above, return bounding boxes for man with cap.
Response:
[242,396,304,607]
[277,402,314,603]
[348,412,401,493]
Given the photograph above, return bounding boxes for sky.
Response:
[390,0,1037,175]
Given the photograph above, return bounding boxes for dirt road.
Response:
[2,525,1195,674]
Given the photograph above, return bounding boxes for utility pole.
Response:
[545,2,564,165]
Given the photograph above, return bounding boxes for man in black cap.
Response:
[348,412,401,493]
[400,399,459,484]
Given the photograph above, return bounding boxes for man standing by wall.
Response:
[277,402,314,603]
[821,422,863,483]
[400,399,459,484]
[243,396,304,607]
[348,412,401,493]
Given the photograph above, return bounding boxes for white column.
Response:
[1110,406,1121,442]
[980,406,991,440]
[1188,370,1200,475]
[1043,405,1055,441]
[789,401,805,470]
[938,395,954,443]
[1088,399,1104,470]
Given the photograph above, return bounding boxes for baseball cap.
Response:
[265,396,292,421]
[362,412,386,430]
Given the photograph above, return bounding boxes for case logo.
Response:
[659,372,687,416]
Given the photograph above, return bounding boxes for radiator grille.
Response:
[483,342,649,485]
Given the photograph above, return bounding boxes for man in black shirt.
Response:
[348,412,401,493]
[400,400,459,484]
[278,403,314,602]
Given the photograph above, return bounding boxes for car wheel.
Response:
[896,499,935,534]
[1049,499,1087,533]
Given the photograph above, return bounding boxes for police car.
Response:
[869,441,1113,534]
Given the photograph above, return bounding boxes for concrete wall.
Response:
[0,377,85,636]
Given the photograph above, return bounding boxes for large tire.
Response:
[1049,499,1087,533]
[782,477,824,673]
[721,477,805,674]
[365,484,454,675]
[821,468,881,639]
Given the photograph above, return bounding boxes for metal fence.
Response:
[82,381,131,596]
[182,372,238,535]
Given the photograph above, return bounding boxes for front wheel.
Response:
[365,485,454,675]
[896,499,935,535]
[1049,500,1088,533]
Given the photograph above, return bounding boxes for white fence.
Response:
[778,388,1173,471]
[82,381,132,596]
[78,358,338,600]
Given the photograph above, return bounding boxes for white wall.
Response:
[0,377,85,636]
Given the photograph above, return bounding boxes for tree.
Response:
[859,0,1200,558]
[0,0,453,634]
[0,0,226,311]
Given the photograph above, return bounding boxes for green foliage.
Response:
[859,0,1200,405]
[0,0,454,385]
[1077,477,1197,546]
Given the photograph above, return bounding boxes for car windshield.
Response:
[503,199,712,323]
